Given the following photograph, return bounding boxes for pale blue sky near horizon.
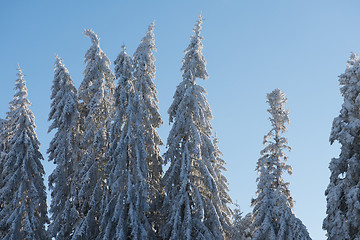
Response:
[1,1,360,239]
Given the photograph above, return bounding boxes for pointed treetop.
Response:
[54,55,66,72]
[180,14,208,83]
[133,21,157,81]
[133,22,157,61]
[267,88,286,105]
[144,21,155,45]
[114,44,133,80]
[16,66,25,86]
[54,54,63,63]
[349,51,358,62]
[194,13,204,37]
[148,20,155,32]
[83,29,100,46]
[54,55,61,66]
[16,65,23,78]
[345,52,359,72]
[14,66,29,100]
[143,21,156,51]
[266,88,289,133]
[52,55,75,90]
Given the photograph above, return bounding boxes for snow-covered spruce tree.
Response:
[132,21,164,230]
[47,56,80,240]
[73,29,115,240]
[323,52,360,240]
[99,45,153,239]
[251,89,310,240]
[231,205,252,240]
[161,15,232,240]
[0,68,48,239]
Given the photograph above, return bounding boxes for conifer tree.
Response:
[324,52,360,240]
[161,15,231,240]
[47,56,80,239]
[100,45,153,239]
[0,68,48,239]
[251,89,310,240]
[231,206,252,240]
[133,22,164,227]
[73,29,115,239]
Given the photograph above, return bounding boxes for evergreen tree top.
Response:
[329,52,360,145]
[83,29,100,47]
[12,67,30,107]
[48,55,78,132]
[7,67,33,127]
[145,21,155,48]
[193,13,203,38]
[54,55,66,71]
[79,29,115,107]
[338,52,360,103]
[338,52,360,96]
[266,88,290,136]
[261,88,292,182]
[51,55,76,96]
[82,28,111,67]
[135,21,156,52]
[114,44,133,80]
[7,67,36,130]
[53,55,73,81]
[181,14,208,83]
[133,21,157,81]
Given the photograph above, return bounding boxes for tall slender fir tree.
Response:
[100,44,154,239]
[0,68,48,240]
[161,15,232,240]
[323,52,360,240]
[73,29,115,240]
[251,89,310,240]
[47,56,80,240]
[132,22,164,230]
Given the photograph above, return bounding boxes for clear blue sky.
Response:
[1,1,360,239]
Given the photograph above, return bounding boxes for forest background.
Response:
[1,1,360,239]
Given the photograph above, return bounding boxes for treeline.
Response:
[0,14,356,240]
